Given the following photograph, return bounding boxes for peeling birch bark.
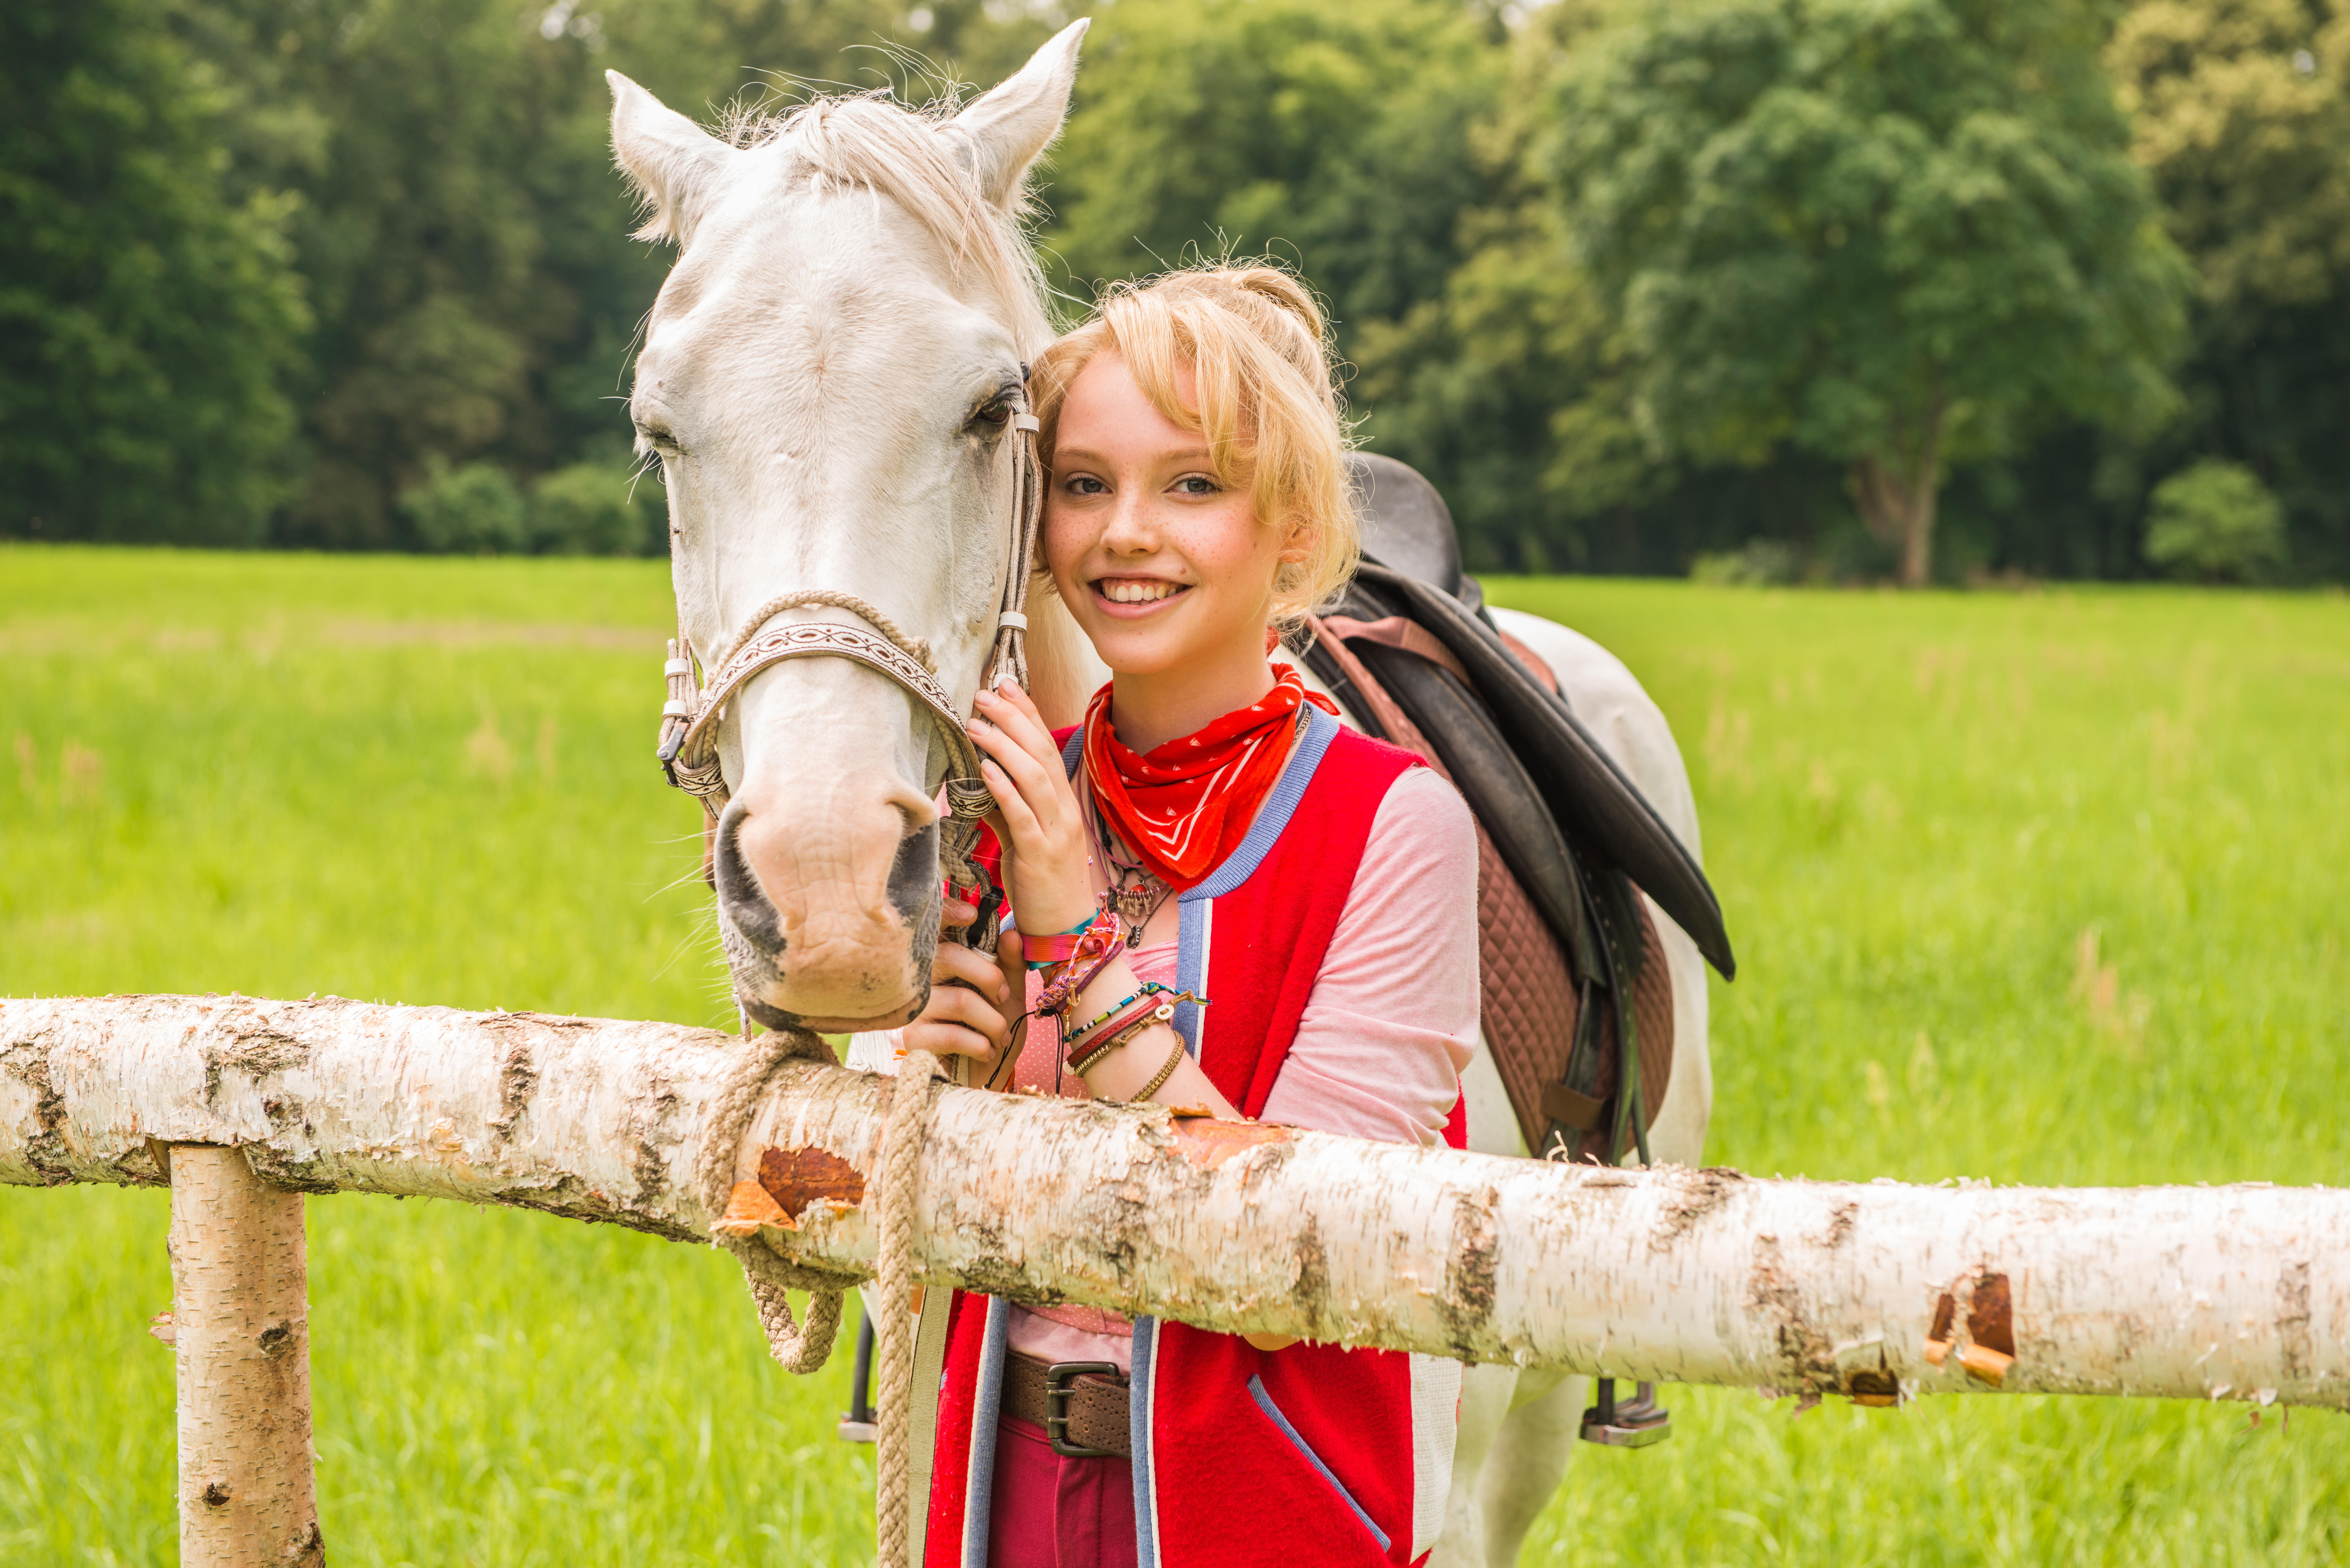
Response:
[168,1143,323,1567]
[5,994,2346,1408]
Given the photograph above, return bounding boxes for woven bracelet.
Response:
[1129,1035,1187,1102]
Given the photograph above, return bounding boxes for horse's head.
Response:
[610,24,1097,1033]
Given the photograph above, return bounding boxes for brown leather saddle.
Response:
[1295,455,1736,1165]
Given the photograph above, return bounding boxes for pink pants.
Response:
[986,1416,1138,1568]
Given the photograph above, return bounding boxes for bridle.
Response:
[653,403,1044,875]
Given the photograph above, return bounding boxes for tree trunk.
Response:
[1848,456,1942,588]
[1847,395,1947,588]
[6,994,2347,1408]
[168,1143,323,1567]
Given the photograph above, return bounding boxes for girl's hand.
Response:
[969,681,1095,936]
[902,896,1024,1078]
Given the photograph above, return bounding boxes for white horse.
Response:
[609,24,1711,1564]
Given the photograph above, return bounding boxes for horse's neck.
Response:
[1022,583,1109,731]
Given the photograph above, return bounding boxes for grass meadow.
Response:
[3,544,2345,1565]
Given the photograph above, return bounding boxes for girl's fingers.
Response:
[971,706,1077,837]
[970,712,1057,800]
[933,941,1007,1002]
[974,682,1057,764]
[906,1022,998,1064]
[979,758,1043,842]
[923,982,1006,1042]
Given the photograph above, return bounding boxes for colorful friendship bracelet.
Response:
[1059,981,1198,1045]
[1032,910,1128,1020]
[1067,1001,1184,1072]
[1063,990,1203,1064]
[1024,909,1116,969]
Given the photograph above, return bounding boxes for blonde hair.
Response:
[1029,265,1360,624]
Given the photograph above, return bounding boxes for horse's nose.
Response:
[714,773,941,1029]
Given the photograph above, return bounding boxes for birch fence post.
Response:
[166,1143,324,1568]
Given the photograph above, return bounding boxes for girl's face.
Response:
[1042,352,1298,679]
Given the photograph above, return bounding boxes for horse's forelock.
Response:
[717,91,1054,352]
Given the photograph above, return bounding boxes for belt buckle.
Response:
[1042,1360,1124,1459]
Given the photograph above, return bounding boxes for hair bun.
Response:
[1218,267,1328,348]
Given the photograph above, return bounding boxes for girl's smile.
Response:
[1092,574,1189,610]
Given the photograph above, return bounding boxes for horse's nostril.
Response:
[712,798,784,949]
[888,821,941,926]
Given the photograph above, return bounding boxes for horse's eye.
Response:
[972,400,1012,429]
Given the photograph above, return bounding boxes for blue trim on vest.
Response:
[1131,1316,1160,1567]
[1182,704,1338,901]
[962,1297,1012,1567]
[1173,899,1208,1053]
[1245,1373,1391,1553]
[1172,705,1336,1047]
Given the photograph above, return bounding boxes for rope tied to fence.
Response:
[694,1025,855,1374]
[694,1020,942,1568]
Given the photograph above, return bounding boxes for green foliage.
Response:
[6,548,2350,1558]
[2143,458,2285,581]
[399,455,529,554]
[1041,0,1506,337]
[1546,0,2191,580]
[1689,538,1802,586]
[2105,0,2350,577]
[15,0,2350,580]
[0,0,309,545]
[531,456,665,555]
[1349,4,1656,571]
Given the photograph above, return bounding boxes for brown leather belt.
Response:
[1001,1352,1131,1459]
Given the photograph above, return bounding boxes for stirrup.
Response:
[1580,1377,1671,1447]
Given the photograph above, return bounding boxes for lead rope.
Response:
[664,411,1042,1568]
[871,412,1039,1568]
[872,1043,942,1568]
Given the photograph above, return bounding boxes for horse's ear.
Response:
[948,18,1088,212]
[608,71,735,246]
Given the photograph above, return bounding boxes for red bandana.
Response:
[1082,664,1340,891]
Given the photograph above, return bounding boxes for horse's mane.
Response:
[723,91,1057,357]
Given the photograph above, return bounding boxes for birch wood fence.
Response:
[5,993,2344,1564]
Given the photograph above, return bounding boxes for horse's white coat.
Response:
[612,31,1714,1564]
[612,30,1088,1030]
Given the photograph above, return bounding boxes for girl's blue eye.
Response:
[1175,476,1218,496]
[1068,476,1108,495]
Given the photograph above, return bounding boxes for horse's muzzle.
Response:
[712,795,942,1033]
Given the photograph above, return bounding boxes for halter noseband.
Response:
[654,410,1044,852]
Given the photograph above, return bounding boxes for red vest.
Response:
[909,705,1468,1567]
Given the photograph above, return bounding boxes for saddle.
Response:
[1296,455,1736,1163]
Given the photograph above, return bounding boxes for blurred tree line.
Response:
[4,0,2343,581]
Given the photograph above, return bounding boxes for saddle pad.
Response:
[1308,618,1671,1155]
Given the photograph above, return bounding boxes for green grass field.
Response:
[4,545,2345,1565]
